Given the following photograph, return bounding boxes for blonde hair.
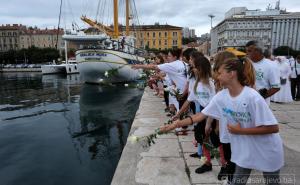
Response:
[213,51,237,91]
[213,51,255,88]
[222,57,255,87]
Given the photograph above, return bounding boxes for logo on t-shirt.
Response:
[195,92,210,99]
[222,108,251,123]
[256,70,264,81]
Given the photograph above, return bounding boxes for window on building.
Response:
[153,40,156,46]
[159,32,161,37]
[165,32,167,37]
[147,32,149,37]
[140,33,143,37]
[153,32,155,38]
[8,32,11,36]
[2,32,5,36]
[172,32,177,37]
[165,40,167,46]
[140,41,143,46]
[159,40,161,46]
[172,40,177,46]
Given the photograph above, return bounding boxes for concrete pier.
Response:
[111,87,300,185]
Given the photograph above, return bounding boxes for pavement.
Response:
[111,88,300,185]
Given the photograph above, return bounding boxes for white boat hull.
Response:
[41,64,67,74]
[41,64,79,75]
[76,49,144,83]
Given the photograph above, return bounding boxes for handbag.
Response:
[280,78,287,85]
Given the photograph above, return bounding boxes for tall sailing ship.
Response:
[63,0,145,84]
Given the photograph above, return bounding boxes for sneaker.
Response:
[218,166,227,180]
[195,163,212,174]
[189,152,201,158]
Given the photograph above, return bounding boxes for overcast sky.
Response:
[1,0,300,36]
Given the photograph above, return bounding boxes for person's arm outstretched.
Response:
[160,112,208,132]
[227,123,279,135]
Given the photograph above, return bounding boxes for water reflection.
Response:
[0,73,143,185]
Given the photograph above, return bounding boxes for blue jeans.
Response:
[232,165,280,185]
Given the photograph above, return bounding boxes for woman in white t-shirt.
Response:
[160,57,283,185]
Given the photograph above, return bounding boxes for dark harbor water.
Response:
[0,73,143,185]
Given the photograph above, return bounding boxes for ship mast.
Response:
[113,0,119,38]
[126,0,130,36]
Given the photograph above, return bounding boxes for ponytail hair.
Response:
[223,57,255,87]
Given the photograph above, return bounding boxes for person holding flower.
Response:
[160,56,284,185]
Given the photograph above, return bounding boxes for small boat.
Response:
[41,63,67,75]
[41,59,79,75]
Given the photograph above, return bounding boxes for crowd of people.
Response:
[132,40,300,185]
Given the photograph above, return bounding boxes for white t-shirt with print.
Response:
[187,78,215,108]
[158,60,188,94]
[202,86,284,172]
[290,59,300,78]
[252,58,280,104]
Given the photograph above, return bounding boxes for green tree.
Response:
[182,37,197,45]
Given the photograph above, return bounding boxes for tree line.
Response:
[0,47,60,64]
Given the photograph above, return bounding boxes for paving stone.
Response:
[133,117,168,127]
[181,141,198,153]
[189,166,221,184]
[135,157,190,185]
[140,138,181,158]
[178,134,194,142]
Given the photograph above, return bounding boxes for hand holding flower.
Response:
[160,120,178,133]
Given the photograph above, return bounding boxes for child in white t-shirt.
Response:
[160,57,283,185]
[172,53,218,174]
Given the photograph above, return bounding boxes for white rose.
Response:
[200,156,207,163]
[128,135,139,144]
[104,71,109,77]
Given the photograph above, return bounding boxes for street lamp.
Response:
[207,14,215,56]
[208,14,215,29]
